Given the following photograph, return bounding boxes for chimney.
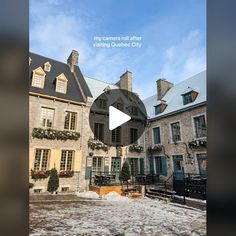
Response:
[67,50,79,72]
[119,70,132,91]
[156,78,173,100]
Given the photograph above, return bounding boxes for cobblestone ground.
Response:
[30,198,206,236]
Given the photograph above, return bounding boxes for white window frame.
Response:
[59,149,75,171]
[169,120,183,143]
[64,110,77,131]
[191,113,207,140]
[33,148,50,171]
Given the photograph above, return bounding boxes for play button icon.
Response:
[109,106,131,130]
[89,89,147,147]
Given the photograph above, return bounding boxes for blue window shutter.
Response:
[139,158,144,174]
[149,157,154,174]
[161,156,167,176]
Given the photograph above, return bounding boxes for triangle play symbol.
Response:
[109,106,131,131]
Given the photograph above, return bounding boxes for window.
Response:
[34,149,49,171]
[171,122,181,142]
[154,105,162,115]
[129,158,139,175]
[64,111,77,130]
[130,128,138,144]
[153,127,161,144]
[99,99,107,109]
[94,123,104,142]
[112,127,121,143]
[183,92,193,105]
[56,79,66,93]
[40,107,54,128]
[194,115,207,138]
[116,102,123,111]
[173,155,183,171]
[56,73,68,94]
[60,150,74,171]
[32,67,46,88]
[92,157,103,172]
[131,106,138,116]
[197,153,207,177]
[44,62,51,72]
[33,74,44,88]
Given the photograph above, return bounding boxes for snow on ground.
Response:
[30,193,206,236]
[76,191,100,199]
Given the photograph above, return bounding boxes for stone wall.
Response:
[145,105,207,180]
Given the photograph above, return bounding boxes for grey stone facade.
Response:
[29,50,206,193]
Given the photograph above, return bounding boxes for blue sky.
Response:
[30,0,206,99]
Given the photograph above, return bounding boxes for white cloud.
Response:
[159,30,206,83]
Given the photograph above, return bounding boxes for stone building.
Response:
[29,50,93,193]
[83,72,146,185]
[29,49,206,193]
[29,50,146,193]
[143,71,207,182]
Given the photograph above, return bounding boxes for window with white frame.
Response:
[64,111,77,130]
[171,122,181,142]
[194,115,207,138]
[33,73,44,88]
[33,149,50,171]
[40,107,54,128]
[92,157,103,172]
[60,150,74,171]
[56,79,67,93]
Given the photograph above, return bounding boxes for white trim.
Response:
[39,105,56,128]
[191,113,207,140]
[169,120,183,144]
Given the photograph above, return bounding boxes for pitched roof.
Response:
[29,52,92,103]
[143,71,206,119]
[84,76,119,100]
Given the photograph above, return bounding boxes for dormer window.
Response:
[44,62,51,72]
[131,106,138,116]
[182,88,198,105]
[154,102,167,115]
[56,73,68,94]
[116,102,123,111]
[99,98,107,109]
[32,67,46,88]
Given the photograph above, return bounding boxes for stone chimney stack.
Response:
[119,70,132,91]
[156,78,173,100]
[67,50,79,72]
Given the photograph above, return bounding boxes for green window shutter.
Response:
[161,156,167,176]
[104,165,109,173]
[126,157,131,166]
[85,157,92,179]
[85,166,92,179]
[149,157,154,174]
[139,158,144,174]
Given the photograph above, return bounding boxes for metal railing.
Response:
[89,171,161,187]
